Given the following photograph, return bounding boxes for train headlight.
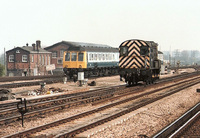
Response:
[79,65,82,68]
[65,65,68,68]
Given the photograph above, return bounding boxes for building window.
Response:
[42,55,44,65]
[9,55,14,62]
[22,55,28,62]
[57,59,63,64]
[60,50,65,58]
[46,55,48,65]
[48,55,51,65]
[16,50,20,53]
[52,51,57,58]
[32,55,34,62]
[39,55,42,64]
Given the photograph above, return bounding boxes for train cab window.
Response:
[71,53,77,61]
[65,52,70,61]
[120,46,128,56]
[140,46,149,56]
[78,53,84,61]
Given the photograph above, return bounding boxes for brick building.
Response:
[6,40,52,76]
[44,41,71,73]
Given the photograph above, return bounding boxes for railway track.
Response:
[0,74,118,88]
[0,85,126,125]
[2,73,200,137]
[154,103,200,137]
[1,72,199,126]
[0,75,64,82]
[0,78,63,88]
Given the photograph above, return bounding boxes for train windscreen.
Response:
[65,52,70,61]
[78,53,84,61]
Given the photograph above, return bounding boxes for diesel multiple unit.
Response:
[63,42,119,80]
[119,39,161,85]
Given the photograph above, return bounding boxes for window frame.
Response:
[31,55,34,63]
[140,46,149,56]
[78,52,84,61]
[120,46,128,56]
[52,51,57,58]
[71,52,77,61]
[22,55,28,62]
[65,52,70,61]
[57,59,63,64]
[9,55,14,62]
[60,50,65,58]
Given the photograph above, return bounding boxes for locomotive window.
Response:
[78,53,84,61]
[65,52,70,61]
[140,46,149,56]
[71,53,77,61]
[120,46,128,56]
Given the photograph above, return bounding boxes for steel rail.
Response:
[153,103,200,138]
[3,75,200,138]
[55,78,200,138]
[0,86,125,125]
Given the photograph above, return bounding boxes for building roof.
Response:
[20,46,51,53]
[6,46,51,54]
[44,41,115,50]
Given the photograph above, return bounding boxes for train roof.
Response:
[64,41,118,52]
[45,41,118,52]
[120,39,158,47]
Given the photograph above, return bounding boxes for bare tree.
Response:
[180,50,189,65]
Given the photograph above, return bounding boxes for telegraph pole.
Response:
[4,47,6,76]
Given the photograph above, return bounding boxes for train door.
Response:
[70,52,78,68]
[77,52,86,69]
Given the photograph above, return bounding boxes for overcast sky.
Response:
[0,0,199,55]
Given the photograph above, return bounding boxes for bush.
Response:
[0,64,5,76]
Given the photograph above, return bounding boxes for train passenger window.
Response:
[113,54,115,60]
[120,46,128,56]
[78,53,84,61]
[94,54,97,60]
[91,54,94,60]
[102,54,105,60]
[106,54,108,60]
[65,52,70,61]
[71,53,77,61]
[140,46,149,56]
[98,54,101,60]
[109,54,112,60]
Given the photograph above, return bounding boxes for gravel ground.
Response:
[0,68,199,137]
[78,83,200,138]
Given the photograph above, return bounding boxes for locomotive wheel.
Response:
[145,80,149,85]
[128,81,132,86]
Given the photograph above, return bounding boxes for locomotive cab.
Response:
[63,51,87,78]
[119,39,161,86]
[63,51,87,69]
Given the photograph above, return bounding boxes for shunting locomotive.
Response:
[63,42,119,80]
[119,39,161,85]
